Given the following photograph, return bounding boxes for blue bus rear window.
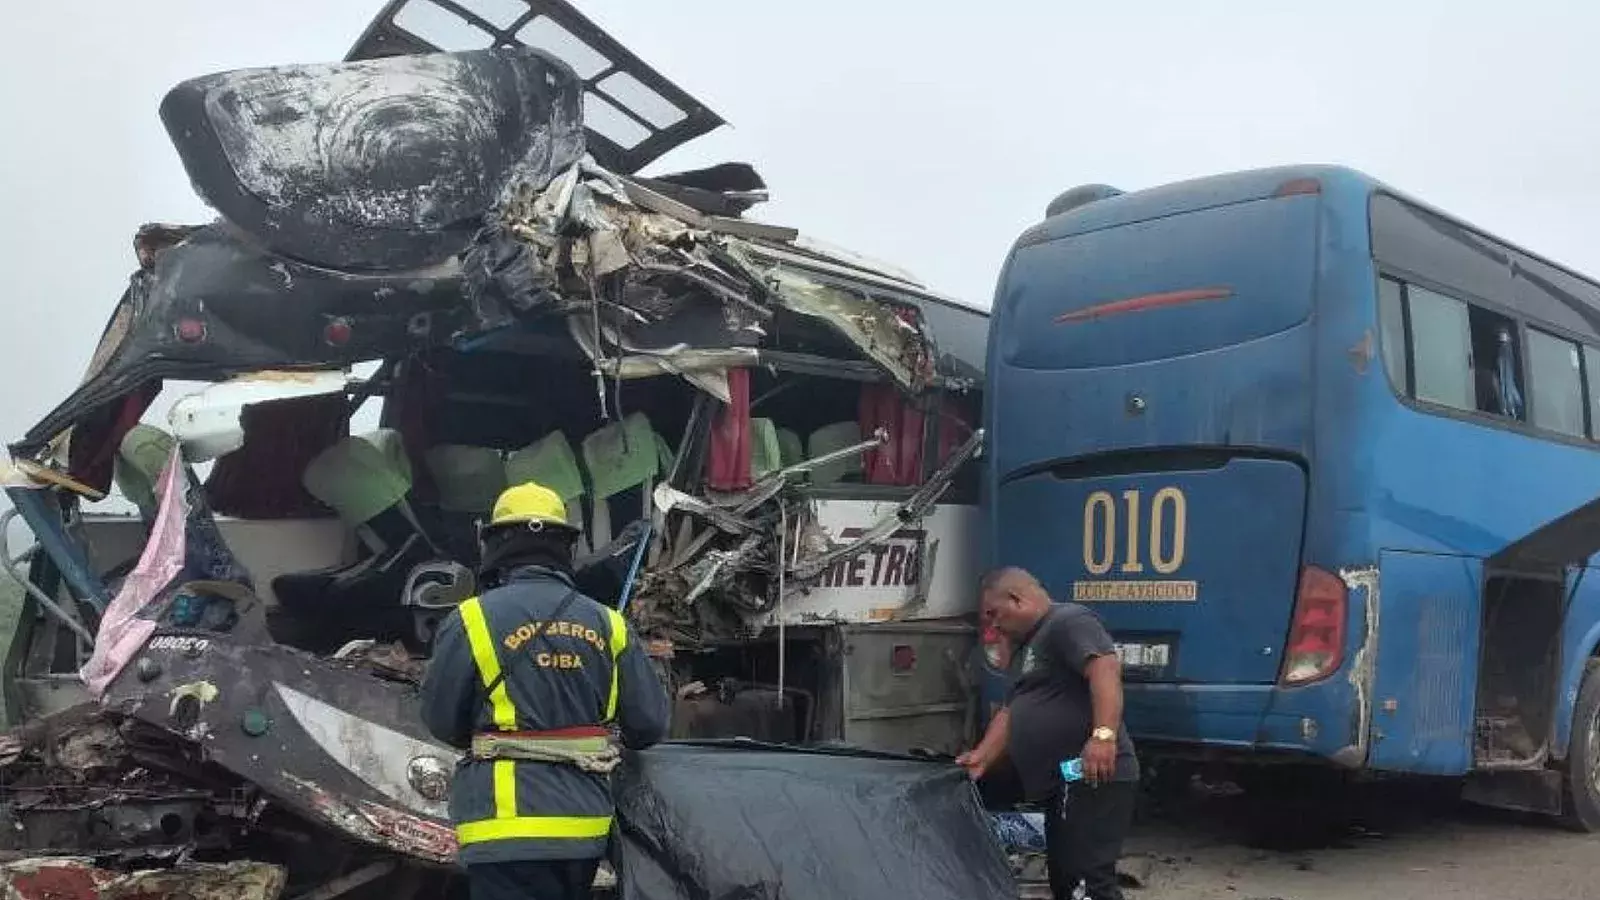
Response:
[995,194,1320,370]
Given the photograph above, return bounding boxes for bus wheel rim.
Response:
[1589,706,1600,795]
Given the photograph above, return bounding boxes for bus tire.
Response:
[1561,659,1600,832]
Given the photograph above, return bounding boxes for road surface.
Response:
[1116,776,1598,900]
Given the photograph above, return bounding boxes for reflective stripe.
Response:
[460,597,517,730]
[457,814,613,845]
[604,607,629,722]
[493,759,517,819]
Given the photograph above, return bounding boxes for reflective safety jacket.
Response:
[419,565,669,865]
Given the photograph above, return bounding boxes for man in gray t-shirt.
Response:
[957,567,1137,900]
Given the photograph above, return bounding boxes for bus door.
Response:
[1468,501,1600,770]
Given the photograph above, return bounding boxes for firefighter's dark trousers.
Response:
[467,859,600,900]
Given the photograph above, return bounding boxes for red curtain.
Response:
[206,392,349,518]
[705,367,752,491]
[68,380,161,494]
[859,383,925,487]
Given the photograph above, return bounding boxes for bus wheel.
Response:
[1561,660,1600,832]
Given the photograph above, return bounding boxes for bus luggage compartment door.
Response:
[1367,551,1478,775]
[994,455,1307,686]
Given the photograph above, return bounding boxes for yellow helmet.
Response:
[485,481,577,533]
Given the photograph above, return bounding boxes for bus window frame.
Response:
[1375,268,1600,453]
[1370,190,1600,454]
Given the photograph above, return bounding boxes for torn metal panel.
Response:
[272,681,458,819]
[17,223,472,456]
[101,633,463,864]
[1334,565,1380,770]
[467,159,941,396]
[790,428,985,582]
[0,858,286,900]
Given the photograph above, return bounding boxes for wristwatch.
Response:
[1091,726,1116,742]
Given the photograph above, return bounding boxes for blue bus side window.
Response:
[1526,328,1586,438]
[1379,278,1530,424]
[1407,284,1475,411]
[1378,277,1408,392]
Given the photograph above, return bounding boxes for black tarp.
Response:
[614,742,1016,900]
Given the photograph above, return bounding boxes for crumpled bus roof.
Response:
[13,39,976,461]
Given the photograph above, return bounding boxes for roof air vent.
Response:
[1045,184,1123,219]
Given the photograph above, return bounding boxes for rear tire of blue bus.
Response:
[1560,659,1600,832]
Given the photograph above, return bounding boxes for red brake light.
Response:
[324,318,353,347]
[890,644,917,672]
[1281,565,1346,685]
[174,318,207,343]
[1274,177,1322,197]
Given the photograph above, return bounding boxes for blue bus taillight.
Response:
[1280,566,1347,685]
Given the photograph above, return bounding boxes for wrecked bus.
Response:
[0,2,992,893]
[985,166,1600,829]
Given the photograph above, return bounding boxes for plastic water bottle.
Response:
[1057,757,1084,819]
[1059,757,1085,783]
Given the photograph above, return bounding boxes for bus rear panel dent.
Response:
[1333,564,1380,769]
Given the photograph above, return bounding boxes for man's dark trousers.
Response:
[467,859,600,900]
[1044,780,1136,900]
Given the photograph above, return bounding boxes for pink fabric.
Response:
[79,446,189,698]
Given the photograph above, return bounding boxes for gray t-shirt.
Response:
[1005,603,1139,800]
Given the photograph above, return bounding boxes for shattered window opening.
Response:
[393,0,496,52]
[598,72,686,129]
[516,15,612,79]
[584,91,651,149]
[456,0,530,30]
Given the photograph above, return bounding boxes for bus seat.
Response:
[777,428,805,470]
[807,422,864,486]
[583,414,662,501]
[750,418,782,480]
[505,432,585,505]
[581,413,662,551]
[114,424,176,519]
[274,430,435,649]
[426,445,506,515]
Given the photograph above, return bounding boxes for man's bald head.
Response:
[979,566,1053,638]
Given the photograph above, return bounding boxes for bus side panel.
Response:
[1367,550,1479,775]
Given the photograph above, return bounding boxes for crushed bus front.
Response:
[0,3,990,893]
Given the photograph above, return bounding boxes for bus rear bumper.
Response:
[1123,678,1364,765]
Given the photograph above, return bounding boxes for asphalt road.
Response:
[1119,777,1599,900]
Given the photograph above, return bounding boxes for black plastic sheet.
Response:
[614,742,1016,900]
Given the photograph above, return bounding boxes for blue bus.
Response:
[984,165,1600,828]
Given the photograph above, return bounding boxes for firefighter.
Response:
[420,481,670,900]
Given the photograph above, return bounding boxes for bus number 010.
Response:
[1082,488,1187,576]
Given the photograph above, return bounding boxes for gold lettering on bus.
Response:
[1120,490,1145,574]
[1081,486,1189,577]
[1083,492,1116,576]
[1150,487,1187,575]
[1072,580,1199,602]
